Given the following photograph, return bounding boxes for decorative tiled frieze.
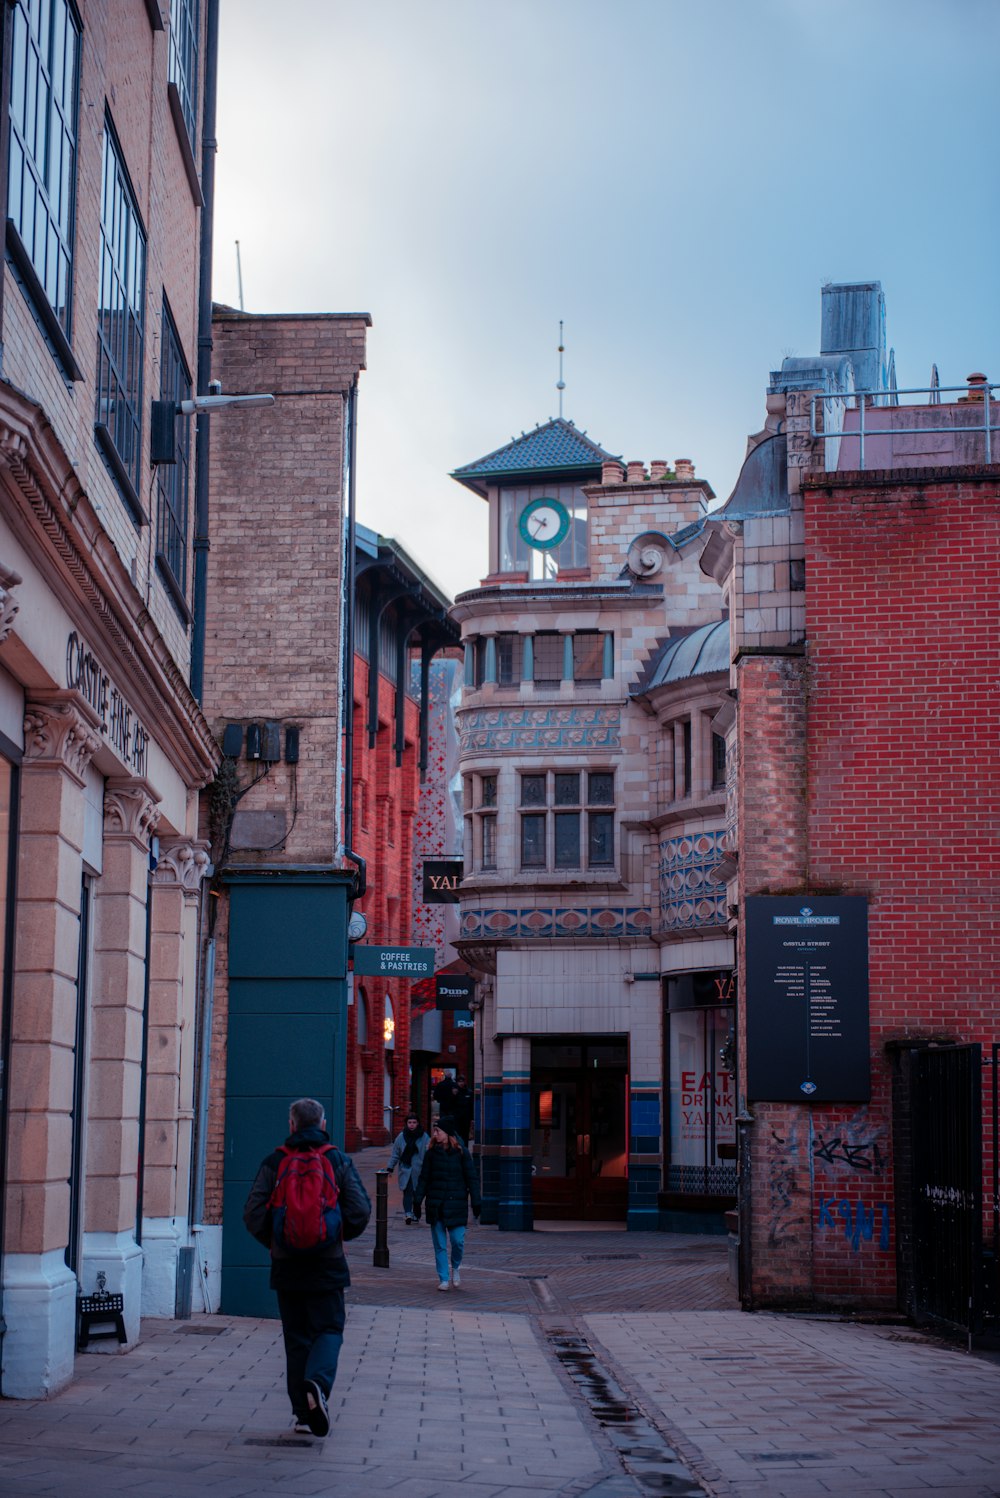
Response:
[658,829,728,931]
[460,905,652,941]
[458,705,621,756]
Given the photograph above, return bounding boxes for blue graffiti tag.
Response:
[817,1196,890,1251]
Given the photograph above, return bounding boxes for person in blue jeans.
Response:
[386,1113,430,1222]
[412,1116,481,1290]
[243,1098,371,1435]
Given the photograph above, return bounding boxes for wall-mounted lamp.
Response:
[150,389,276,464]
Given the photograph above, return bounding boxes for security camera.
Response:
[208,379,223,396]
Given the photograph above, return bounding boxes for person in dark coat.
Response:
[451,1073,473,1143]
[412,1115,481,1290]
[244,1097,371,1436]
[432,1070,459,1118]
[386,1113,430,1222]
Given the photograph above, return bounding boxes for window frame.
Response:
[95,113,148,518]
[517,769,616,873]
[6,0,83,375]
[154,294,192,618]
[167,0,200,144]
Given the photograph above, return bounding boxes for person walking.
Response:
[387,1113,429,1223]
[243,1097,371,1437]
[432,1069,459,1119]
[412,1115,481,1290]
[451,1073,473,1144]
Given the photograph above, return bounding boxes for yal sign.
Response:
[352,946,435,978]
[422,859,463,904]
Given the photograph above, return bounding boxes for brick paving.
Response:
[0,1148,997,1496]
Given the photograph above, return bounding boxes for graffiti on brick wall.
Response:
[817,1197,891,1252]
[766,1119,804,1249]
[812,1134,885,1173]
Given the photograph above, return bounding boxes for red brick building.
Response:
[704,283,1000,1327]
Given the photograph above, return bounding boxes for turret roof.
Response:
[452,417,619,494]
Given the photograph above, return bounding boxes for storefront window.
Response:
[665,971,736,1197]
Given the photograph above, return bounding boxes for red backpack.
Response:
[268,1144,342,1253]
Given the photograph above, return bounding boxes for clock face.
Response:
[518,497,570,551]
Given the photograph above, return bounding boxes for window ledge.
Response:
[155,552,192,626]
[167,82,204,208]
[94,424,146,526]
[6,220,83,382]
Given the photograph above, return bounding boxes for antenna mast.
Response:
[557,321,566,418]
[235,240,245,312]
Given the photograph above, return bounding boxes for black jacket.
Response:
[243,1126,371,1292]
[413,1140,481,1228]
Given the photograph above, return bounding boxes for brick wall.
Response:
[737,466,1000,1309]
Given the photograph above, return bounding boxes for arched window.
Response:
[356,985,369,1046]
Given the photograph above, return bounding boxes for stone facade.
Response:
[0,0,218,1396]
[451,424,734,1232]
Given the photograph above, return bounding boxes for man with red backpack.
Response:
[244,1097,371,1437]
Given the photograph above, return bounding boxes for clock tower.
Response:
[451,417,618,583]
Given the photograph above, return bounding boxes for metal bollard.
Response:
[373,1169,390,1268]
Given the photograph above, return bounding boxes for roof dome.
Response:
[645,619,729,689]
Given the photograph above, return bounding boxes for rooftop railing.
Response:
[810,379,998,470]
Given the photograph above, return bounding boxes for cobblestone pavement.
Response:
[0,1148,997,1497]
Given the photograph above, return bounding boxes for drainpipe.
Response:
[340,375,365,899]
[190,0,220,705]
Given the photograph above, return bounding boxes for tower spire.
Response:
[557,321,566,419]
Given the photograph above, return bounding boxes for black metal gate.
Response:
[910,1044,983,1339]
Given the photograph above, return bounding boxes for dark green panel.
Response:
[222,874,350,1317]
[221,1265,279,1319]
[227,1012,339,1098]
[228,978,341,1015]
[228,882,347,978]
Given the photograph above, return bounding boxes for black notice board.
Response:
[745,896,870,1102]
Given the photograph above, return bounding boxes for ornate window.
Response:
[466,772,497,872]
[519,770,615,872]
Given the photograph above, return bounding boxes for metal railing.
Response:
[810,382,998,469]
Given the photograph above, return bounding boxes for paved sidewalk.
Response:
[586,1311,1000,1498]
[0,1150,997,1497]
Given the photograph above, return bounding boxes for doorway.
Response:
[530,1038,628,1221]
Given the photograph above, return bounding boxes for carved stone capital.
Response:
[23,694,102,781]
[104,776,161,847]
[0,561,22,644]
[152,837,213,892]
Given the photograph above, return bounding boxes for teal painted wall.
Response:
[221,871,351,1317]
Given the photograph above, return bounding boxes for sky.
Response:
[212,0,1000,600]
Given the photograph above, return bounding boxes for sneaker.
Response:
[304,1379,330,1438]
[451,1267,462,1287]
[437,1279,450,1291]
[405,1214,412,1224]
[292,1420,312,1436]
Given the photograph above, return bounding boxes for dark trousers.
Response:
[275,1288,345,1416]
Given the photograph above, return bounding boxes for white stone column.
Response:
[81,776,160,1349]
[3,694,100,1398]
[140,838,211,1317]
